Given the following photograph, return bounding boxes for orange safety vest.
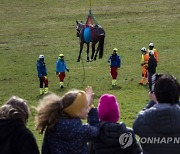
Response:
[148,49,158,62]
[141,53,149,66]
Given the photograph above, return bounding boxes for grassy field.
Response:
[0,0,179,150]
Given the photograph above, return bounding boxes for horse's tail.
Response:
[99,35,105,59]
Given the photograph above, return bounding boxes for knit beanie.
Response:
[97,94,120,123]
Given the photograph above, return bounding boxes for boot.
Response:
[60,82,64,88]
[44,87,49,94]
[112,79,116,86]
[112,80,114,86]
[145,77,149,85]
[139,77,145,85]
[40,88,44,95]
[114,79,117,85]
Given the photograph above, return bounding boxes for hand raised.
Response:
[85,86,94,106]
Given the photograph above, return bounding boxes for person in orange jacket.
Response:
[139,47,149,85]
[148,43,158,62]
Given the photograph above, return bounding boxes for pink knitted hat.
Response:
[97,94,120,123]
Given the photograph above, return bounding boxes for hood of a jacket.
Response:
[145,104,180,134]
[0,119,24,141]
[100,122,131,146]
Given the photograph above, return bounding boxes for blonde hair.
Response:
[35,91,79,134]
[0,96,30,124]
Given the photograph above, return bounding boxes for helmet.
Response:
[141,47,146,53]
[149,50,154,56]
[59,54,64,57]
[113,48,118,52]
[149,43,154,47]
[39,55,44,59]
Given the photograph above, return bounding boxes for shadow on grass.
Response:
[138,83,149,91]
[36,95,44,100]
[36,90,64,100]
[53,87,68,94]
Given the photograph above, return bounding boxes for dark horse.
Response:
[76,21,105,62]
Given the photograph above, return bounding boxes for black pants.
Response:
[39,77,48,88]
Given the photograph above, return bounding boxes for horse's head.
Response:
[76,20,85,37]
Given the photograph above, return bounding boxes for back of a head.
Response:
[98,94,120,123]
[0,104,17,119]
[113,48,118,54]
[5,96,30,124]
[39,54,44,59]
[63,90,88,117]
[36,93,63,134]
[141,47,147,54]
[36,90,87,134]
[149,50,154,56]
[39,54,44,62]
[154,75,180,104]
[149,43,154,47]
[58,54,64,59]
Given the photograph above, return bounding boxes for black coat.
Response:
[89,122,142,154]
[0,119,39,154]
[148,55,157,74]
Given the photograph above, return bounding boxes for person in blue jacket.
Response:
[133,74,180,154]
[56,54,69,88]
[35,86,99,154]
[36,55,48,95]
[108,48,121,86]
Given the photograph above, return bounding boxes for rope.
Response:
[81,56,86,83]
[88,0,92,10]
[85,0,99,25]
[66,56,85,87]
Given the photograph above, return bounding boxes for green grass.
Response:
[0,0,179,150]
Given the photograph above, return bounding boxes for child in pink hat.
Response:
[98,94,120,123]
[88,94,142,154]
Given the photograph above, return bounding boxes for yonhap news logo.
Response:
[119,132,133,148]
[139,137,180,144]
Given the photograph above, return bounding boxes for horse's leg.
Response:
[86,43,90,62]
[99,36,105,59]
[91,43,96,61]
[94,42,100,61]
[77,41,84,62]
